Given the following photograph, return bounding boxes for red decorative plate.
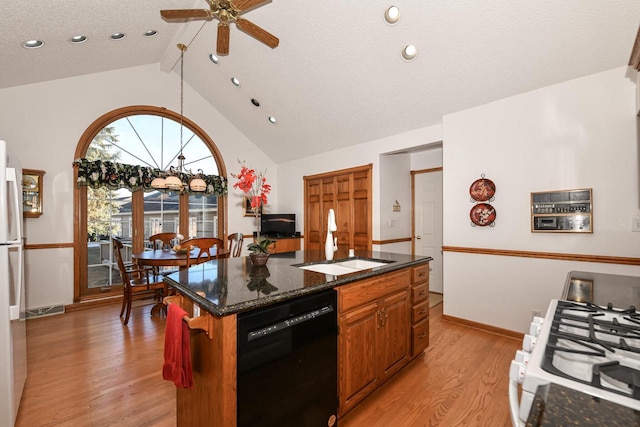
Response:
[469,178,496,202]
[470,203,496,227]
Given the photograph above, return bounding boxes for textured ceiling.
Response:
[1,1,639,163]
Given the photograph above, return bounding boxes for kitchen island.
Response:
[163,250,431,426]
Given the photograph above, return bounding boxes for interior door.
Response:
[413,169,443,293]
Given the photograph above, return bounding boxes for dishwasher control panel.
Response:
[247,304,334,341]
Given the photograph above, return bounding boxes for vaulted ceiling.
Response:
[2,1,639,163]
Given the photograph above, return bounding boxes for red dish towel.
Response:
[162,303,193,389]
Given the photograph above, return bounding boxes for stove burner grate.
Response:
[541,300,640,400]
[592,361,640,399]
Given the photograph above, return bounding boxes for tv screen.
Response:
[260,214,296,237]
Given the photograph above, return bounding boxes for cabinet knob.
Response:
[418,332,427,339]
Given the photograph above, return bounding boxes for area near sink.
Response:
[295,258,391,276]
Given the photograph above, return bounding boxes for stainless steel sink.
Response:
[296,259,390,276]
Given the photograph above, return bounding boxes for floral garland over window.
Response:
[72,158,227,196]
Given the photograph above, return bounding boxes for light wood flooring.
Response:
[16,297,519,427]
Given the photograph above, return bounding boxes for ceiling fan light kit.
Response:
[161,0,279,56]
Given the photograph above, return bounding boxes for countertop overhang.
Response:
[164,250,432,316]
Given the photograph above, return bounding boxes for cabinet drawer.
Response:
[338,270,410,312]
[411,299,430,323]
[412,283,429,304]
[411,317,430,357]
[412,264,430,284]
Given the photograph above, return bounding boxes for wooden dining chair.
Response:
[112,237,165,325]
[181,237,225,267]
[149,232,183,277]
[149,232,182,251]
[227,233,244,257]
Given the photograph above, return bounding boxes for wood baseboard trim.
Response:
[442,246,640,266]
[373,237,412,245]
[441,314,523,341]
[65,296,121,312]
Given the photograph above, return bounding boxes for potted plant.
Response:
[246,237,273,265]
[231,160,274,264]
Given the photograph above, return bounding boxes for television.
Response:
[260,214,296,238]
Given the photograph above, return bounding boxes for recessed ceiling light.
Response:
[143,30,158,37]
[384,6,400,24]
[209,53,219,64]
[231,77,241,87]
[69,35,87,44]
[22,40,44,49]
[268,116,277,125]
[402,45,417,61]
[251,99,260,107]
[109,33,126,41]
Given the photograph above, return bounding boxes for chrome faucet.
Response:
[325,209,338,260]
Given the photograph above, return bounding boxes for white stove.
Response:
[509,271,640,426]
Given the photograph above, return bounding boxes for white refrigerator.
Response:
[0,140,27,427]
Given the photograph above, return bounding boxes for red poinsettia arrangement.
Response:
[231,160,273,254]
[232,160,271,211]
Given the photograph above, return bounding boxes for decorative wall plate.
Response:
[470,203,496,227]
[469,178,495,202]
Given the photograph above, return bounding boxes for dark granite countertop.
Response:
[526,383,640,426]
[164,249,431,316]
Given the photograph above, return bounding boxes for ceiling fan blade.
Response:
[233,0,270,13]
[217,23,230,56]
[160,9,211,20]
[236,18,279,49]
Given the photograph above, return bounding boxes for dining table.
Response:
[131,247,230,270]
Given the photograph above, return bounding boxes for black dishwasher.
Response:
[237,289,338,427]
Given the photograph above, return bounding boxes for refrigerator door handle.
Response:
[6,168,23,244]
[9,244,23,321]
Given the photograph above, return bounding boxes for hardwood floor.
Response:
[16,298,519,427]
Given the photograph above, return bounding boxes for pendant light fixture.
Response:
[151,43,206,192]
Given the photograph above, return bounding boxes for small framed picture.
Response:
[243,197,261,217]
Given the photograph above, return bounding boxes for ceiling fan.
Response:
[160,0,279,56]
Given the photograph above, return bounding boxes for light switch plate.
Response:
[632,217,640,232]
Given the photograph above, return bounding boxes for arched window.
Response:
[73,106,227,302]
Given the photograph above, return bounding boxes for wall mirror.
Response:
[22,169,45,218]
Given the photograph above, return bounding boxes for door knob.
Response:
[416,235,422,240]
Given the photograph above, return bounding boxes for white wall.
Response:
[379,153,411,244]
[442,66,640,333]
[411,145,443,171]
[0,64,276,309]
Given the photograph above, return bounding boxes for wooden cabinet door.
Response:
[377,290,410,380]
[339,301,379,414]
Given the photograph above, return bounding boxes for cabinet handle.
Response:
[418,291,426,296]
[418,332,427,339]
[383,309,388,327]
[418,309,427,315]
[377,310,383,328]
